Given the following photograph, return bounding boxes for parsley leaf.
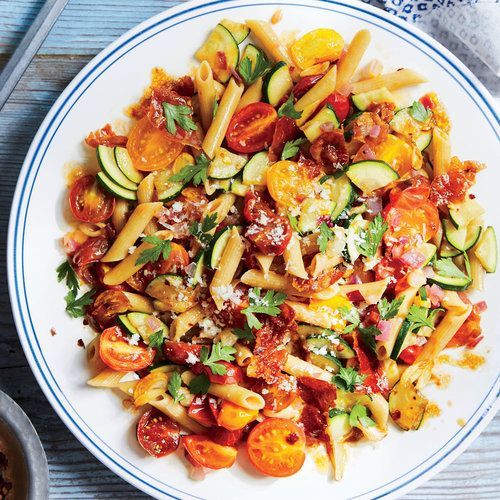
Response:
[318,221,334,253]
[378,297,404,320]
[233,322,255,342]
[167,371,184,404]
[277,93,302,119]
[357,214,387,257]
[56,260,79,292]
[189,213,218,247]
[407,305,435,332]
[200,343,236,375]
[349,403,375,428]
[242,288,287,330]
[434,258,470,280]
[358,324,380,353]
[148,329,165,351]
[188,374,210,395]
[162,102,197,135]
[281,138,307,161]
[338,306,360,334]
[238,50,271,85]
[64,288,95,318]
[169,153,210,186]
[135,236,172,265]
[287,213,302,235]
[332,366,366,392]
[409,101,431,122]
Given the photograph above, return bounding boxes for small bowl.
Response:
[0,391,49,500]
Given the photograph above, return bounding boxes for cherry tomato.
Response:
[182,435,237,469]
[210,426,244,446]
[247,418,306,477]
[370,134,418,176]
[137,409,180,457]
[188,394,219,426]
[398,345,424,365]
[85,123,127,148]
[99,326,155,372]
[157,242,190,274]
[293,74,324,99]
[268,116,299,162]
[90,290,130,329]
[290,29,344,70]
[251,377,297,412]
[69,175,115,223]
[127,116,183,171]
[195,361,243,385]
[217,401,258,430]
[226,102,277,153]
[72,236,108,267]
[321,92,350,122]
[163,341,202,365]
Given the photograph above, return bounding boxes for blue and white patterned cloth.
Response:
[363,0,500,94]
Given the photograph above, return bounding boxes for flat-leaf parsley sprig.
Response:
[57,259,95,318]
[242,287,287,329]
[200,343,237,375]
[169,153,210,186]
[135,235,172,265]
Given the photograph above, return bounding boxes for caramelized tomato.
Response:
[194,361,243,385]
[293,73,324,99]
[127,116,183,171]
[322,92,350,122]
[251,376,297,412]
[268,116,299,162]
[163,341,203,365]
[69,175,115,223]
[157,242,190,274]
[85,123,128,148]
[398,345,424,365]
[182,435,237,469]
[217,401,258,430]
[226,102,277,153]
[99,326,155,372]
[247,418,306,477]
[188,394,219,427]
[137,409,180,457]
[72,236,109,267]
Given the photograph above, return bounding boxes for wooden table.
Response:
[0,1,498,498]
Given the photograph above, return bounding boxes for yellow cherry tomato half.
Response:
[370,134,422,176]
[291,29,344,70]
[216,401,259,431]
[309,295,351,332]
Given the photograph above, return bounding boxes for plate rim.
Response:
[7,1,500,499]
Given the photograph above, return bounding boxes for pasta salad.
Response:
[57,17,497,479]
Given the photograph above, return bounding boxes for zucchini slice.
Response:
[419,242,437,266]
[242,151,270,186]
[195,24,239,83]
[322,175,354,221]
[117,314,140,336]
[263,61,293,107]
[230,178,249,196]
[298,324,355,359]
[307,352,341,372]
[207,227,232,269]
[192,252,205,285]
[429,265,472,291]
[153,168,184,202]
[114,147,143,184]
[474,226,497,273]
[208,147,246,179]
[439,240,461,258]
[327,412,352,440]
[301,104,340,143]
[443,219,482,252]
[346,160,399,194]
[96,172,137,201]
[448,198,485,228]
[96,145,138,191]
[219,19,250,44]
[127,312,169,344]
[352,87,396,111]
[298,199,336,234]
[390,320,412,361]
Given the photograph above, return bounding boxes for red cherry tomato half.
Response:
[210,426,244,447]
[188,394,219,427]
[196,361,243,385]
[157,242,190,274]
[163,341,202,365]
[321,92,350,122]
[247,418,306,477]
[292,74,324,99]
[69,175,115,223]
[137,409,180,457]
[72,236,109,267]
[398,345,424,365]
[226,102,277,153]
[99,326,155,372]
[182,435,238,469]
[251,377,297,412]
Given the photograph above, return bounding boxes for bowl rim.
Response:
[7,1,500,499]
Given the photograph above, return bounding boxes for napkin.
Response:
[362,0,500,95]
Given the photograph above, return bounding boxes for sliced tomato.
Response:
[217,401,258,431]
[194,361,243,385]
[321,92,350,122]
[72,236,109,267]
[85,123,128,148]
[182,435,237,469]
[188,394,219,427]
[99,326,155,372]
[137,409,180,457]
[69,175,115,223]
[157,242,190,274]
[226,102,277,153]
[127,116,184,171]
[163,341,202,365]
[247,418,306,477]
[293,74,324,99]
[398,345,424,365]
[268,116,299,162]
[251,376,297,412]
[210,426,244,446]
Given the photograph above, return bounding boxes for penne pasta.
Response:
[111,199,130,232]
[236,77,264,112]
[284,234,308,279]
[195,61,217,132]
[171,305,205,341]
[151,393,206,433]
[350,68,427,94]
[295,65,337,112]
[137,173,156,204]
[234,342,253,366]
[284,354,332,382]
[336,29,371,91]
[428,127,451,177]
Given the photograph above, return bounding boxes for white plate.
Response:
[7,0,500,498]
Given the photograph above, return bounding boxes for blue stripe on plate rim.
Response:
[7,0,499,499]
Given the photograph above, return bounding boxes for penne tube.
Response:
[151,393,206,433]
[234,343,253,366]
[336,29,371,91]
[137,173,155,204]
[102,202,163,262]
[310,227,346,277]
[284,354,332,382]
[87,368,129,388]
[327,440,349,481]
[111,198,130,232]
[286,300,343,331]
[295,65,337,112]
[182,371,265,410]
[202,78,244,158]
[469,251,485,291]
[350,68,427,94]
[171,305,205,341]
[236,77,263,112]
[240,269,290,292]
[203,193,236,228]
[428,127,451,177]
[195,60,217,132]
[255,253,274,276]
[284,234,308,279]
[337,278,390,305]
[122,292,154,313]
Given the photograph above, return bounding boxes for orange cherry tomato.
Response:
[226,102,277,153]
[290,29,344,70]
[247,418,306,477]
[69,175,115,223]
[370,134,420,176]
[216,401,258,431]
[127,116,183,171]
[182,435,237,469]
[157,242,190,274]
[251,377,297,412]
[266,160,316,208]
[99,326,155,372]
